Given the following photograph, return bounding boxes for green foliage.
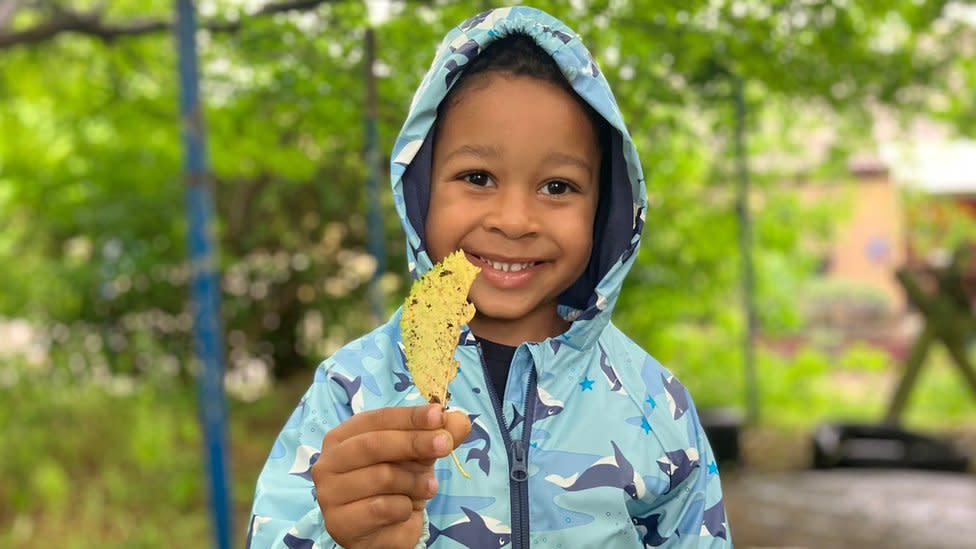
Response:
[28,460,69,514]
[0,372,200,517]
[0,361,314,548]
[757,348,832,418]
[1,0,974,392]
[839,341,893,372]
[0,371,202,546]
[746,345,976,427]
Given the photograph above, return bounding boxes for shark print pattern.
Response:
[463,413,493,475]
[599,343,628,395]
[393,370,413,392]
[287,445,319,482]
[545,441,645,500]
[444,37,480,89]
[549,339,562,354]
[621,206,646,263]
[458,11,493,32]
[663,374,690,420]
[508,385,565,431]
[702,501,729,540]
[632,513,669,547]
[282,532,314,549]
[657,448,701,494]
[329,372,364,414]
[428,507,512,547]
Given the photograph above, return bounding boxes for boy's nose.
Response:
[483,188,538,239]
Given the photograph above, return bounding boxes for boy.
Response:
[248,6,730,548]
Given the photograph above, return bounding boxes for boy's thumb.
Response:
[444,410,473,449]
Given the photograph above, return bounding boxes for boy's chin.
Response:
[469,300,567,334]
[471,303,532,322]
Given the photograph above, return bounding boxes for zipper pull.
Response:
[510,440,528,482]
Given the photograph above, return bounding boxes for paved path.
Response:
[723,470,976,549]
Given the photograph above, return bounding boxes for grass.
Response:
[1,342,973,547]
[757,344,976,429]
[774,348,976,431]
[0,369,307,549]
[675,334,976,429]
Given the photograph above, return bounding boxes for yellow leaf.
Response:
[402,249,479,405]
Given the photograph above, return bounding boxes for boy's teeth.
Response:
[488,260,533,272]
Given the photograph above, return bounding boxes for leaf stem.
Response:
[450,450,470,478]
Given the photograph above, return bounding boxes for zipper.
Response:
[513,366,537,549]
[475,343,538,549]
[509,439,528,481]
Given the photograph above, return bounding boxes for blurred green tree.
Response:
[0,0,972,395]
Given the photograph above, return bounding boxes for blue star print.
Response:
[640,417,651,434]
[708,462,719,475]
[645,395,656,409]
[580,377,595,391]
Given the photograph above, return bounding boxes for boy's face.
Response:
[426,74,600,344]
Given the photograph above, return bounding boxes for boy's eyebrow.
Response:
[443,144,503,162]
[443,145,593,174]
[544,151,594,174]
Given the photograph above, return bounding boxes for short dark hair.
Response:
[437,33,610,163]
[441,34,571,109]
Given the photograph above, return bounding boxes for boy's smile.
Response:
[426,74,601,345]
[465,251,546,289]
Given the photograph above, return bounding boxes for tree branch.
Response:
[222,172,273,254]
[0,0,335,49]
[0,0,25,31]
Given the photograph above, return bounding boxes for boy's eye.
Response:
[462,172,493,187]
[541,181,572,195]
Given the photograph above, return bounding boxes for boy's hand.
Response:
[312,404,472,549]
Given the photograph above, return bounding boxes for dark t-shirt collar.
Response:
[475,336,516,399]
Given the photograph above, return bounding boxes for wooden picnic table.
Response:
[885,244,976,425]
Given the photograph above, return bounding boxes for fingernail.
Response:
[428,405,443,427]
[433,433,450,453]
[427,476,438,495]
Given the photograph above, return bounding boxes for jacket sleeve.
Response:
[648,386,733,548]
[245,361,432,549]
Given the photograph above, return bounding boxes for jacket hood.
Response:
[389,6,647,351]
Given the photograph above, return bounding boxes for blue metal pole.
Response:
[176,2,232,548]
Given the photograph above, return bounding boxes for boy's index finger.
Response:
[327,404,444,446]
